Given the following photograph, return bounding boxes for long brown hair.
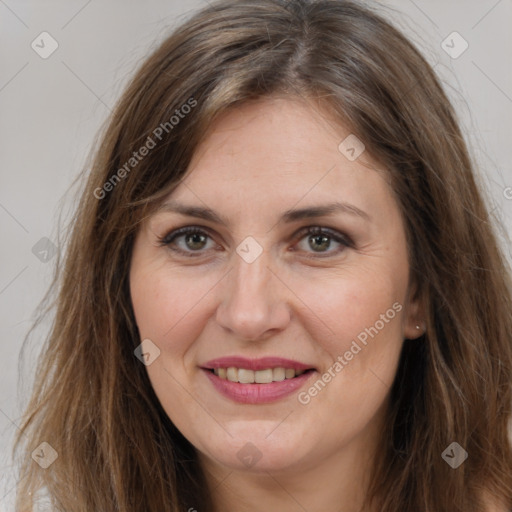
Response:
[13,1,512,510]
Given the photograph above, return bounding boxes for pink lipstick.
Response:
[201,356,316,404]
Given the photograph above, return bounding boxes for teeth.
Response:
[285,368,295,379]
[273,367,286,381]
[226,367,238,382]
[238,368,254,384]
[255,369,273,384]
[213,367,308,383]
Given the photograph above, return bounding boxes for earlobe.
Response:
[403,281,426,340]
[403,321,425,341]
[414,323,425,336]
[403,318,425,340]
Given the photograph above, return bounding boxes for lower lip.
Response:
[202,369,315,404]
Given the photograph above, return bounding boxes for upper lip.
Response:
[201,356,315,372]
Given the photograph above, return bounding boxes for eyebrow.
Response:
[156,200,371,225]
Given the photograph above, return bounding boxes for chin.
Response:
[195,425,316,473]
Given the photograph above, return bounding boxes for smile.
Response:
[212,367,307,383]
[201,357,317,404]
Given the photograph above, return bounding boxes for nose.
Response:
[215,250,291,341]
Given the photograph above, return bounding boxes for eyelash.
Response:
[157,225,354,259]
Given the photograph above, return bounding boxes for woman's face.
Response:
[129,97,422,475]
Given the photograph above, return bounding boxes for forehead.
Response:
[169,97,390,211]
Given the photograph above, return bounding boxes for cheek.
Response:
[291,264,406,416]
[130,260,219,351]
[293,265,406,354]
[129,261,218,430]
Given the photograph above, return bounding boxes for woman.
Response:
[14,0,512,510]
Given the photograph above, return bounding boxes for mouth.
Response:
[207,366,314,383]
[200,357,317,404]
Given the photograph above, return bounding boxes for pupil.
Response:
[310,234,330,251]
[186,233,206,250]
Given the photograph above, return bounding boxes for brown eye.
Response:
[294,227,353,257]
[308,233,332,252]
[159,226,218,256]
[183,232,208,251]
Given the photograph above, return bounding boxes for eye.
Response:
[157,226,219,256]
[293,226,353,257]
[158,225,353,259]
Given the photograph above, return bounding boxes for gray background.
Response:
[1,0,511,508]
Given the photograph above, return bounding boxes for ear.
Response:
[402,281,425,340]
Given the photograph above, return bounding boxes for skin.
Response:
[129,96,424,512]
